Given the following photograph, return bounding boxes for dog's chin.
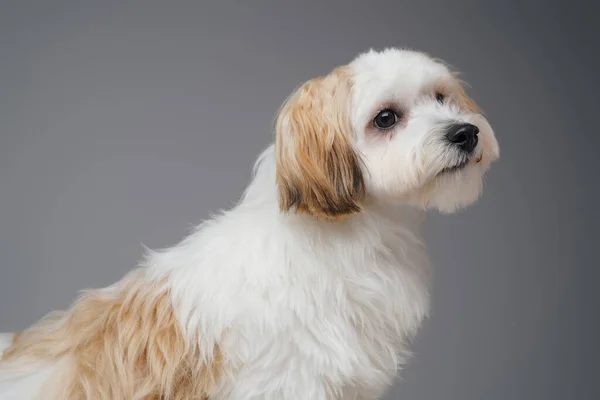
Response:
[420,159,485,213]
[437,150,483,177]
[373,150,490,212]
[438,160,469,176]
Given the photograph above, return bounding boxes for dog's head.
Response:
[275,48,499,218]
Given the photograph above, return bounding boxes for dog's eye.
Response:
[373,109,398,130]
[436,92,446,104]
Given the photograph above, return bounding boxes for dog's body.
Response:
[0,48,498,399]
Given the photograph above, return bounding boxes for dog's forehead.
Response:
[349,48,450,97]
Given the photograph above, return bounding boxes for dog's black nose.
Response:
[445,123,479,153]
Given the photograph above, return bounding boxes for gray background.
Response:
[0,1,597,399]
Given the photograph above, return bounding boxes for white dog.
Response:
[0,48,498,399]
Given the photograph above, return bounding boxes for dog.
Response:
[0,48,499,399]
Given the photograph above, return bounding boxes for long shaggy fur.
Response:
[0,48,498,399]
[1,270,222,399]
[276,66,365,219]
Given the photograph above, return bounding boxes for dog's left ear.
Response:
[275,67,365,219]
[456,80,483,114]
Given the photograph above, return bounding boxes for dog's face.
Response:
[275,48,499,218]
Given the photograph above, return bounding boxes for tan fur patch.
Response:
[275,66,365,219]
[455,79,483,114]
[1,270,223,400]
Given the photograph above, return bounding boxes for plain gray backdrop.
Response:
[1,1,597,399]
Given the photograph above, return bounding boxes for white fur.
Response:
[0,334,12,357]
[0,48,498,399]
[350,49,498,212]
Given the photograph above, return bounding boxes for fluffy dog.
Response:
[0,48,499,399]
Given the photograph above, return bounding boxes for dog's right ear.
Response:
[274,67,365,220]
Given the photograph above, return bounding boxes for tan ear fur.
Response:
[455,79,483,114]
[275,66,365,219]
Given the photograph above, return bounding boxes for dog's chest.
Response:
[327,264,425,377]
[268,244,430,387]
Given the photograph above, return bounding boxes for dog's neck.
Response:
[147,144,429,280]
